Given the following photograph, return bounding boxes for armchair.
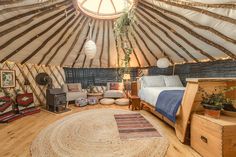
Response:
[62,83,87,102]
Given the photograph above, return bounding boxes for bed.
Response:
[138,75,185,127]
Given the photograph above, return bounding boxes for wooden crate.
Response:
[191,114,236,157]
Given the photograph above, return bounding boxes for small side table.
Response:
[128,94,140,110]
[87,92,103,100]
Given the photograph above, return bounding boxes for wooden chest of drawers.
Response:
[191,114,236,157]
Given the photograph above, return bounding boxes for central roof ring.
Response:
[73,0,136,20]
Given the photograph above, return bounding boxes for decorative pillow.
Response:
[16,93,34,108]
[0,96,13,113]
[94,86,107,93]
[110,83,120,90]
[142,75,166,87]
[67,84,81,92]
[164,75,183,87]
[92,87,99,93]
[107,82,123,90]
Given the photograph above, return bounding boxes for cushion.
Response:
[115,98,129,106]
[66,92,87,102]
[142,75,166,87]
[88,97,98,105]
[95,86,107,93]
[104,90,125,98]
[75,98,87,107]
[110,82,120,90]
[164,75,183,87]
[100,98,115,105]
[87,86,98,93]
[67,83,82,92]
[107,82,123,90]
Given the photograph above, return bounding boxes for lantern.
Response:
[157,57,170,68]
[84,40,96,59]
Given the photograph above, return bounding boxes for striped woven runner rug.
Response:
[114,113,161,140]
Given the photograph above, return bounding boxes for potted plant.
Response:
[201,89,227,118]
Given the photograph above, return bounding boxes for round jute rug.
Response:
[31,109,169,157]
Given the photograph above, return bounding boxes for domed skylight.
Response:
[76,0,135,19]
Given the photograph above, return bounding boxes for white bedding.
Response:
[138,87,185,107]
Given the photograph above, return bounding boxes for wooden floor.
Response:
[0,104,201,157]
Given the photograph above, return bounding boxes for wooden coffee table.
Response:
[87,92,103,100]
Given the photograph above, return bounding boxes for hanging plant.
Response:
[114,7,136,37]
[123,47,132,69]
[114,7,136,80]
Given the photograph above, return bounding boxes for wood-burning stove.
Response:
[46,88,67,113]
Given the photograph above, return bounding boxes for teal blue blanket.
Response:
[155,90,185,123]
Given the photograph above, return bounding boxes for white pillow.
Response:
[142,75,166,87]
[164,75,183,87]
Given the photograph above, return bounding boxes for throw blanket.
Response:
[156,90,185,123]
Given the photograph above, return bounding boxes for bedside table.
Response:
[128,94,140,111]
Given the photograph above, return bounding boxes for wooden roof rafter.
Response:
[99,20,106,67]
[0,0,25,5]
[40,15,84,65]
[107,20,111,67]
[70,18,91,67]
[155,0,236,9]
[89,20,101,67]
[143,1,236,45]
[122,34,141,67]
[0,0,63,15]
[110,0,117,14]
[138,6,215,61]
[129,31,151,66]
[135,13,198,62]
[140,3,236,60]
[135,10,188,62]
[111,21,120,67]
[61,19,94,67]
[97,0,103,14]
[0,2,72,38]
[0,7,75,63]
[81,19,97,68]
[21,13,76,64]
[152,0,236,25]
[131,24,158,60]
[0,0,70,28]
[0,6,74,50]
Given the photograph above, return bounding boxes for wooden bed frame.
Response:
[140,101,175,127]
[138,78,236,143]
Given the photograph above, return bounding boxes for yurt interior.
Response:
[0,0,236,157]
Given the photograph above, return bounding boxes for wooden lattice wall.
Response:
[0,61,65,107]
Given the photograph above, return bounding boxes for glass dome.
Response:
[76,0,135,19]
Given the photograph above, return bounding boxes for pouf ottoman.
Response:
[115,98,129,106]
[100,98,115,105]
[88,97,98,105]
[75,98,88,107]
